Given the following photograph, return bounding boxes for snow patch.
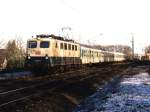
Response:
[75,72,150,112]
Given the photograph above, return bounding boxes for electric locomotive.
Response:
[26,34,81,71]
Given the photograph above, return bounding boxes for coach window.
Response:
[40,41,50,48]
[72,45,74,50]
[75,45,77,51]
[64,43,67,50]
[60,43,63,49]
[69,44,71,50]
[82,50,84,57]
[84,50,86,56]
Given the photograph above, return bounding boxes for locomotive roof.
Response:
[36,34,75,43]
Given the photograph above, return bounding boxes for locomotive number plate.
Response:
[35,51,41,55]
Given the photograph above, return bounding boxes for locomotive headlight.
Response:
[28,56,31,59]
[27,54,31,59]
[45,55,48,59]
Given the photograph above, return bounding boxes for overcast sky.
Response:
[0,0,150,53]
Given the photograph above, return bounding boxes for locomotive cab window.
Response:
[40,41,50,48]
[28,41,37,48]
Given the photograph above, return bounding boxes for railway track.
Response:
[0,68,96,108]
[0,67,92,93]
[0,66,117,110]
[0,64,127,112]
[0,66,108,93]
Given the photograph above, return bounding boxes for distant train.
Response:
[25,34,126,72]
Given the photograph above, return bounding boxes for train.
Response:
[25,34,126,72]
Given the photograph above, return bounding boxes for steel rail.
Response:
[0,66,115,108]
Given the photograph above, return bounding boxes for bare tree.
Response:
[6,39,26,69]
[16,38,26,68]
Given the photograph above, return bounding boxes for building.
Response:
[0,49,7,70]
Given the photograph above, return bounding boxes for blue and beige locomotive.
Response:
[26,34,125,71]
[26,34,80,71]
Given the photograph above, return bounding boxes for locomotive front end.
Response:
[26,36,51,71]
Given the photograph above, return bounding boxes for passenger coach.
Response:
[80,45,104,64]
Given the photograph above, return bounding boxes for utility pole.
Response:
[131,33,134,60]
[61,27,72,40]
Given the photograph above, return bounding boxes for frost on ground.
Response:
[74,72,150,112]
